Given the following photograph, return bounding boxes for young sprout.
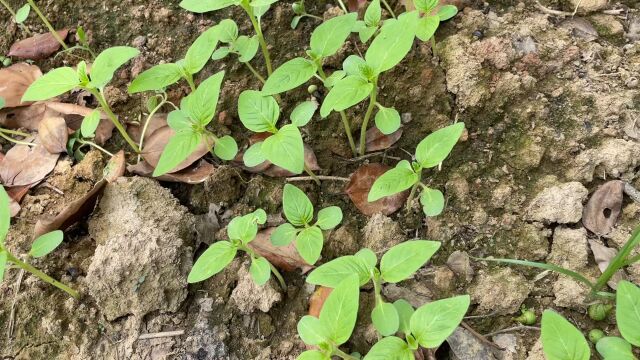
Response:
[0,0,31,35]
[21,47,141,152]
[210,19,265,83]
[353,0,382,43]
[0,186,79,299]
[290,0,322,29]
[153,71,238,177]
[368,122,465,217]
[67,109,114,159]
[187,209,286,289]
[306,240,441,336]
[22,0,68,50]
[412,0,458,56]
[56,26,97,59]
[270,184,343,265]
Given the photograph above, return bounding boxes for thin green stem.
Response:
[184,73,196,92]
[405,179,422,211]
[333,348,358,360]
[88,88,140,153]
[6,251,79,299]
[359,86,378,156]
[0,132,35,147]
[304,164,321,186]
[268,262,287,291]
[79,140,114,157]
[335,0,348,13]
[25,0,67,50]
[245,62,266,84]
[381,0,396,18]
[244,5,273,76]
[0,128,31,137]
[138,95,167,158]
[304,13,323,20]
[317,67,357,156]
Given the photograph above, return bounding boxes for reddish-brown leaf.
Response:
[0,63,42,108]
[38,117,68,154]
[248,227,313,273]
[127,159,216,184]
[347,0,367,11]
[6,185,30,218]
[588,239,627,289]
[363,126,403,152]
[8,29,69,60]
[345,163,410,216]
[308,286,333,318]
[0,138,59,186]
[583,180,624,235]
[141,126,212,174]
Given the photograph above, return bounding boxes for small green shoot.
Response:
[67,109,114,160]
[271,184,343,265]
[24,0,68,50]
[353,0,381,43]
[290,0,322,29]
[0,0,31,35]
[412,0,458,56]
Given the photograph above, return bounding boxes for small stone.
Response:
[625,77,638,89]
[361,214,405,253]
[569,139,640,182]
[567,0,607,14]
[132,35,147,48]
[553,276,590,309]
[230,264,281,314]
[548,227,588,271]
[525,339,545,360]
[491,184,512,209]
[447,251,474,281]
[469,267,532,315]
[525,182,588,224]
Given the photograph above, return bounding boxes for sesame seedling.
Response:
[412,0,458,56]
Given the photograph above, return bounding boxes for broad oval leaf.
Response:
[291,101,318,127]
[415,122,464,169]
[541,310,591,360]
[29,230,64,257]
[320,75,373,117]
[306,255,371,287]
[355,248,377,270]
[393,299,415,335]
[343,55,371,79]
[420,187,445,217]
[211,46,231,60]
[409,295,470,349]
[81,110,101,138]
[15,4,30,23]
[228,213,259,244]
[346,163,409,216]
[319,274,360,345]
[249,256,271,285]
[596,337,636,360]
[238,90,279,132]
[261,125,304,174]
[316,206,343,230]
[415,15,439,42]
[364,0,381,26]
[151,130,206,177]
[262,57,317,95]
[90,46,140,88]
[413,0,438,12]
[283,183,314,226]
[617,280,640,346]
[213,135,238,160]
[297,350,329,360]
[365,11,418,75]
[235,35,259,62]
[372,301,400,336]
[380,240,441,283]
[243,142,267,167]
[21,67,79,102]
[297,315,329,345]
[216,19,239,43]
[129,63,183,93]
[184,26,219,74]
[374,106,401,135]
[187,240,237,283]
[364,336,413,360]
[367,160,418,202]
[179,0,240,13]
[270,223,298,246]
[181,71,225,126]
[438,5,458,21]
[310,13,358,58]
[295,225,323,265]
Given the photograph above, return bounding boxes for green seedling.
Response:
[353,0,382,43]
[412,0,458,56]
[0,0,31,35]
[56,26,97,59]
[0,97,36,147]
[153,71,238,176]
[21,47,141,152]
[179,0,277,76]
[306,240,440,336]
[66,109,114,160]
[290,0,322,29]
[368,122,465,217]
[0,187,79,299]
[513,305,537,325]
[271,184,342,265]
[210,19,265,83]
[129,25,219,93]
[187,209,286,288]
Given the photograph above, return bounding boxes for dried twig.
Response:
[461,321,505,351]
[137,330,185,340]
[484,325,541,338]
[624,182,640,204]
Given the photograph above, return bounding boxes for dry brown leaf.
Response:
[588,239,627,289]
[308,286,333,318]
[6,185,29,217]
[0,138,59,186]
[127,159,215,184]
[8,29,69,60]
[346,163,410,216]
[38,117,68,154]
[363,126,403,152]
[583,180,624,235]
[248,227,313,273]
[128,113,168,144]
[141,126,212,173]
[0,63,42,108]
[347,0,367,11]
[33,151,125,238]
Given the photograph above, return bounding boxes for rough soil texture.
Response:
[1,0,640,359]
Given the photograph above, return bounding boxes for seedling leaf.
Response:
[393,299,415,335]
[243,142,267,167]
[307,255,371,287]
[291,101,317,127]
[415,122,464,169]
[323,70,346,88]
[364,0,381,26]
[541,310,590,360]
[238,90,279,132]
[617,280,640,346]
[365,11,418,74]
[420,187,444,217]
[364,336,413,360]
[596,337,636,360]
[228,213,259,244]
[80,110,101,138]
[297,315,329,345]
[316,206,342,230]
[167,109,193,131]
[217,19,239,42]
[310,13,358,58]
[213,135,238,160]
[438,5,458,21]
[320,75,373,117]
[380,240,440,283]
[374,106,401,135]
[153,131,204,177]
[297,350,329,360]
[262,57,317,95]
[181,71,225,126]
[29,230,64,257]
[90,46,139,88]
[15,4,30,24]
[22,67,80,102]
[129,63,183,93]
[261,125,304,174]
[415,15,439,42]
[355,248,377,270]
[235,35,260,62]
[367,160,418,202]
[249,256,271,285]
[271,223,298,246]
[319,274,360,345]
[283,184,314,226]
[295,225,323,264]
[179,0,240,13]
[372,301,400,336]
[187,241,237,283]
[410,295,470,348]
[184,26,219,74]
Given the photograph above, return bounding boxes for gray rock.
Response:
[230,264,281,314]
[86,177,194,320]
[448,327,498,360]
[361,213,405,253]
[548,227,588,271]
[469,268,532,315]
[526,182,588,224]
[525,339,545,360]
[569,139,640,182]
[447,251,474,282]
[553,276,590,309]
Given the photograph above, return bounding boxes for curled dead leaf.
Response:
[127,159,216,184]
[6,185,29,217]
[128,113,168,144]
[361,126,403,152]
[308,286,333,318]
[347,0,367,11]
[8,29,69,60]
[141,126,212,174]
[0,63,42,108]
[38,117,69,154]
[583,180,624,235]
[588,239,627,289]
[248,227,313,273]
[346,163,410,216]
[0,137,59,186]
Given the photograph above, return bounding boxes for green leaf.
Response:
[270,223,298,246]
[319,274,360,345]
[413,0,437,12]
[365,11,418,74]
[0,251,7,282]
[261,124,304,174]
[295,225,323,265]
[420,188,445,217]
[249,256,271,285]
[262,57,317,95]
[251,209,267,225]
[320,75,373,117]
[152,131,203,177]
[0,187,10,241]
[438,5,458,21]
[596,337,636,360]
[410,295,470,348]
[234,35,259,62]
[306,255,371,287]
[291,15,302,29]
[310,12,358,58]
[374,106,401,135]
[238,90,279,132]
[283,183,314,226]
[415,15,439,42]
[187,241,237,283]
[343,55,371,80]
[228,213,259,244]
[291,101,317,127]
[359,26,377,43]
[476,258,595,289]
[80,110,101,138]
[216,19,239,42]
[128,63,183,93]
[250,0,278,6]
[0,97,5,109]
[364,0,381,26]
[297,315,329,345]
[323,70,346,88]
[617,280,640,346]
[315,206,342,230]
[211,46,231,60]
[167,109,193,131]
[415,122,465,169]
[179,0,240,13]
[393,299,415,335]
[380,240,440,283]
[372,301,400,336]
[367,160,418,202]
[90,46,139,88]
[213,135,238,160]
[364,336,413,360]
[22,67,80,102]
[14,4,30,24]
[29,230,64,258]
[181,71,225,126]
[355,248,377,270]
[297,350,329,360]
[541,310,590,360]
[243,142,267,167]
[184,26,219,74]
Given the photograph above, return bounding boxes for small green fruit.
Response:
[588,303,612,321]
[514,308,537,325]
[588,329,605,343]
[307,84,317,94]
